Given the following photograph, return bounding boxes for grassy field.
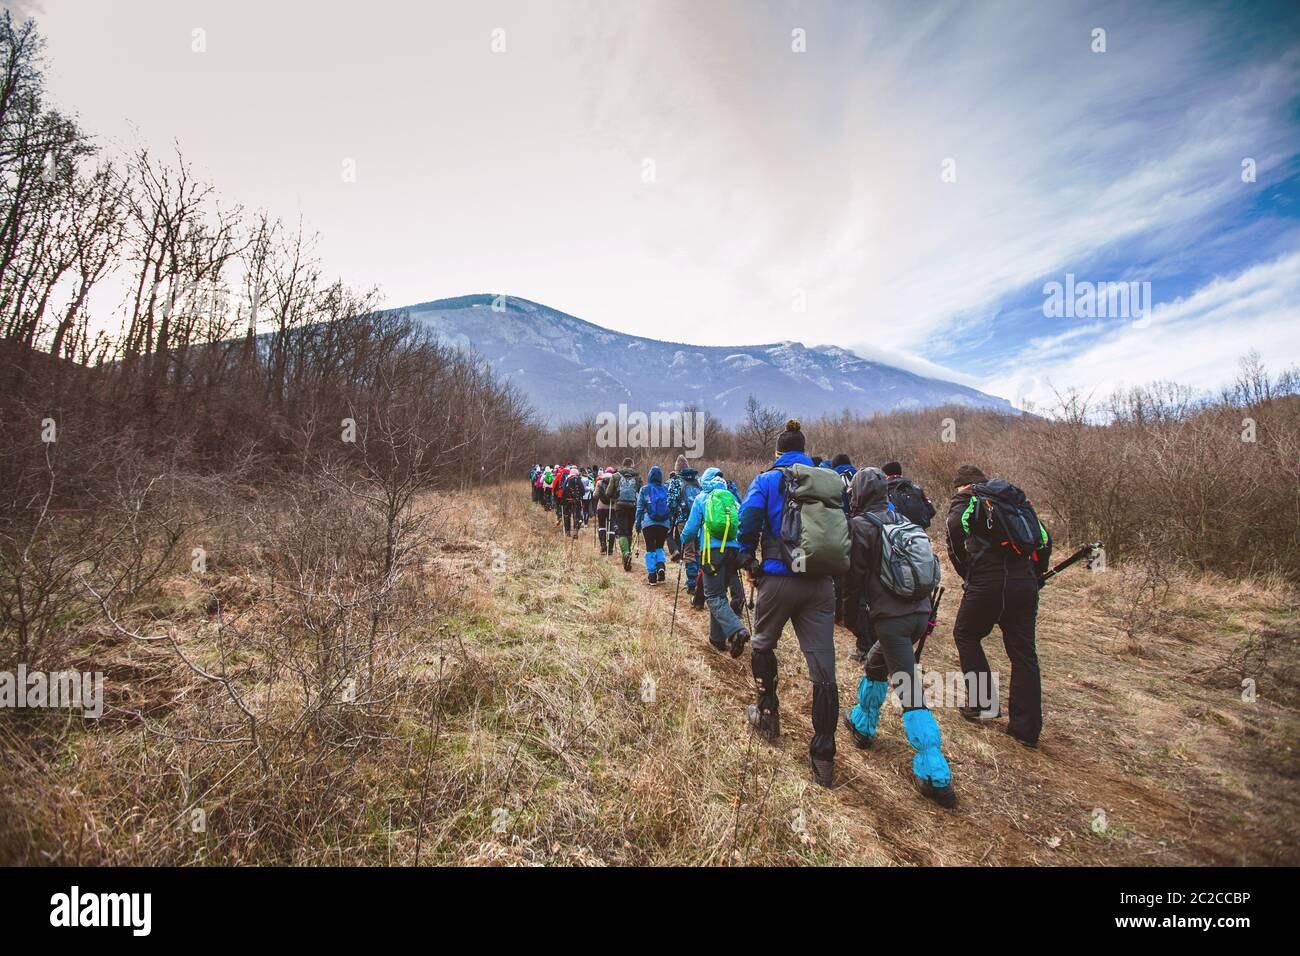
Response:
[2,486,1296,865]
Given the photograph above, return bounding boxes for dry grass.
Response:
[2,486,1296,865]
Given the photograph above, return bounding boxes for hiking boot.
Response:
[842,709,872,749]
[656,565,666,583]
[746,703,779,742]
[808,754,834,788]
[1006,727,1038,749]
[727,628,750,659]
[670,552,682,563]
[647,571,658,586]
[850,648,867,664]
[917,779,958,808]
[959,704,1001,723]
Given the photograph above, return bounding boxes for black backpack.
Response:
[564,473,584,502]
[965,480,1045,559]
[886,476,935,529]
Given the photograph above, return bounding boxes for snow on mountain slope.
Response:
[401,294,1012,426]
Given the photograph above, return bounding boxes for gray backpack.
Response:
[864,511,940,600]
[616,470,640,505]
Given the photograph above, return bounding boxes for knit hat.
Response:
[674,454,688,472]
[882,460,902,477]
[952,464,987,487]
[622,457,633,467]
[776,419,806,453]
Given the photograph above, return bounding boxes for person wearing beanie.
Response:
[841,468,956,808]
[607,460,642,571]
[562,465,586,538]
[633,465,672,585]
[680,466,750,655]
[946,465,1053,748]
[737,419,842,788]
[665,458,701,565]
[594,466,617,554]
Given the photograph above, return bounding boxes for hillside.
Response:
[4,486,1294,865]
[403,295,1012,426]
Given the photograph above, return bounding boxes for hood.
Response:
[773,451,813,469]
[848,467,889,516]
[647,465,663,484]
[680,467,699,480]
[700,466,726,492]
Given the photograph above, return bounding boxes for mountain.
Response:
[402,294,1012,426]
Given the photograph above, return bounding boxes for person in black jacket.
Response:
[842,468,956,807]
[562,468,585,538]
[945,464,1052,747]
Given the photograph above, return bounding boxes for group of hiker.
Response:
[526,419,1053,808]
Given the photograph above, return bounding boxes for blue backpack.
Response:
[647,483,670,522]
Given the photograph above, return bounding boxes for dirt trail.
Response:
[520,496,1297,866]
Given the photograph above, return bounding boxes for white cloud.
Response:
[29,0,1300,391]
[984,250,1300,410]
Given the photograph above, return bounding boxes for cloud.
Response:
[29,0,1300,398]
[983,250,1300,409]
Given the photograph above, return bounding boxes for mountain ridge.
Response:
[400,293,1013,426]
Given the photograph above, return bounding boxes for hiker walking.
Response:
[542,465,555,510]
[595,467,616,553]
[580,469,594,525]
[552,465,568,525]
[840,468,956,808]
[945,464,1052,748]
[607,458,641,572]
[680,467,750,654]
[562,467,585,538]
[737,420,848,788]
[633,465,672,586]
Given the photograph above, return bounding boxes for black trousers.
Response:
[563,499,581,536]
[596,507,612,551]
[952,576,1042,743]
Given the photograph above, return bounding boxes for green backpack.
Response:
[701,487,738,569]
[778,464,851,576]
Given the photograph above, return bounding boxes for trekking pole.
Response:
[913,585,944,662]
[669,558,684,640]
[1038,542,1104,589]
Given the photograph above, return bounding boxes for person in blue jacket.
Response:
[633,465,671,586]
[736,420,839,788]
[681,467,750,656]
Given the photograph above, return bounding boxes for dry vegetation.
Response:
[1,8,1296,866]
[3,488,1295,865]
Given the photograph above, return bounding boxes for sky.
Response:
[17,0,1300,409]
